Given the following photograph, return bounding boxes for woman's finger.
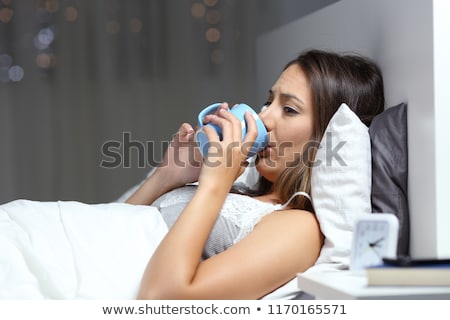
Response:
[201,121,221,143]
[216,108,243,142]
[243,111,258,143]
[241,111,258,157]
[179,123,195,135]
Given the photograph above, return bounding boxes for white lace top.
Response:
[151,185,310,259]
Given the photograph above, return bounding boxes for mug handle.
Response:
[197,102,224,127]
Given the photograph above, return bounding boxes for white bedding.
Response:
[0,200,168,299]
[0,199,300,300]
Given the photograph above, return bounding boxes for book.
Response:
[366,258,450,286]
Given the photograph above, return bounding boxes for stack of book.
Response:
[366,257,450,286]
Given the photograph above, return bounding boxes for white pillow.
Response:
[309,103,372,270]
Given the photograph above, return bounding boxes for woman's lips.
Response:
[259,143,275,157]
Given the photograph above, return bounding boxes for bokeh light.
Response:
[191,2,206,19]
[203,0,218,7]
[8,65,24,82]
[0,54,25,82]
[33,27,55,50]
[0,7,14,23]
[44,0,59,13]
[64,6,78,22]
[36,52,55,69]
[205,27,221,42]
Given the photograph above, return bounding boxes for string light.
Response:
[0,54,24,82]
[192,0,224,66]
[0,7,13,23]
[205,27,221,42]
[35,52,55,69]
[8,65,24,82]
[203,0,218,7]
[191,2,206,19]
[43,0,59,13]
[34,27,55,50]
[64,6,78,22]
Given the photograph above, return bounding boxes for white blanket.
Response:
[0,199,302,300]
[0,200,168,299]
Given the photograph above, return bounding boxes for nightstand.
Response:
[297,270,450,299]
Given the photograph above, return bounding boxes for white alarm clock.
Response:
[350,213,399,271]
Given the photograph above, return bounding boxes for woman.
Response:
[126,49,385,299]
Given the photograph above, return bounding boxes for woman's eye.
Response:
[283,106,298,114]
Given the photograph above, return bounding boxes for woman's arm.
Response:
[125,169,177,205]
[138,208,323,299]
[137,106,268,298]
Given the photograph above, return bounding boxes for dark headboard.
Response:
[370,103,409,256]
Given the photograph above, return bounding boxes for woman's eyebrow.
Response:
[281,93,305,106]
[270,89,305,106]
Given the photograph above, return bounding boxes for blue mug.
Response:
[195,102,269,158]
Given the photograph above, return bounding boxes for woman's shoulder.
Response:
[260,207,320,232]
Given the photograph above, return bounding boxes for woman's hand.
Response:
[157,122,203,189]
[198,104,258,191]
[126,122,202,205]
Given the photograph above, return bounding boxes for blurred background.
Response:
[0,0,337,204]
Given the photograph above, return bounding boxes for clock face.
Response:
[350,214,399,271]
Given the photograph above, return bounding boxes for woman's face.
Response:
[256,64,314,183]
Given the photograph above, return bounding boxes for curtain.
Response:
[0,0,337,204]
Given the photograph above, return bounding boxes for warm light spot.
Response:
[205,27,221,42]
[191,2,205,19]
[44,0,59,13]
[64,6,78,22]
[129,18,142,33]
[203,0,218,7]
[0,7,14,23]
[36,53,55,68]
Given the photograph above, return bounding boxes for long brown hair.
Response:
[256,50,385,211]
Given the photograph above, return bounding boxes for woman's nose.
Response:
[258,105,273,131]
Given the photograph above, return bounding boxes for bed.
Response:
[0,100,408,300]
